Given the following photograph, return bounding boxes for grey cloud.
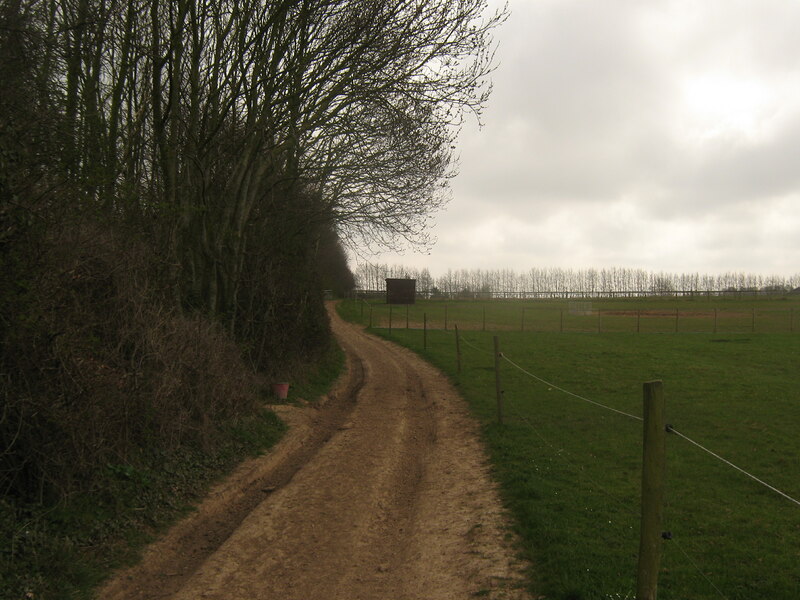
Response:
[681,124,800,204]
[498,1,662,133]
[629,115,800,220]
[374,0,800,277]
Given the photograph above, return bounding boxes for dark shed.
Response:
[386,278,416,304]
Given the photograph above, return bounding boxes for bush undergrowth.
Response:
[0,224,344,599]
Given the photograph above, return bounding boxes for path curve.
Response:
[99,303,531,599]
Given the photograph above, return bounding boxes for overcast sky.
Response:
[358,0,800,279]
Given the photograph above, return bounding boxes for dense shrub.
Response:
[1,224,267,502]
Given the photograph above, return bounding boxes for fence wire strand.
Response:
[500,354,643,422]
[458,329,769,598]
[459,334,492,356]
[668,426,800,508]
[668,535,730,600]
[505,395,642,519]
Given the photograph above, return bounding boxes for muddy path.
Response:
[99,303,531,599]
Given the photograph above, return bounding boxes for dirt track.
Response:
[99,303,531,599]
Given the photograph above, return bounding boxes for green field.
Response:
[338,297,800,600]
[355,295,800,334]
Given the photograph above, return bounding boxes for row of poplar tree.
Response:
[354,264,800,296]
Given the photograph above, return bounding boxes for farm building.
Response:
[385,278,416,304]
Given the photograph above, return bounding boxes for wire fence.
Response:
[360,299,800,335]
[458,330,799,599]
[491,342,800,508]
[354,288,800,300]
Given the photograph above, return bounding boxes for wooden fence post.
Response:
[360,300,364,319]
[637,309,641,333]
[494,336,503,425]
[369,306,373,329]
[752,307,756,333]
[560,310,564,333]
[675,308,679,333]
[445,305,449,330]
[406,305,409,329]
[455,324,462,374]
[713,308,717,334]
[483,305,486,332]
[389,305,393,334]
[637,380,666,600]
[521,307,525,332]
[423,313,427,350]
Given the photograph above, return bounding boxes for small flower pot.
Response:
[272,382,290,400]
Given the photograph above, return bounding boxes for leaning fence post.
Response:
[455,324,462,374]
[494,336,504,425]
[637,380,666,600]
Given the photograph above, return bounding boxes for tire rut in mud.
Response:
[99,304,532,600]
[98,331,366,600]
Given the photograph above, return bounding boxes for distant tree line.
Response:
[355,264,800,297]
